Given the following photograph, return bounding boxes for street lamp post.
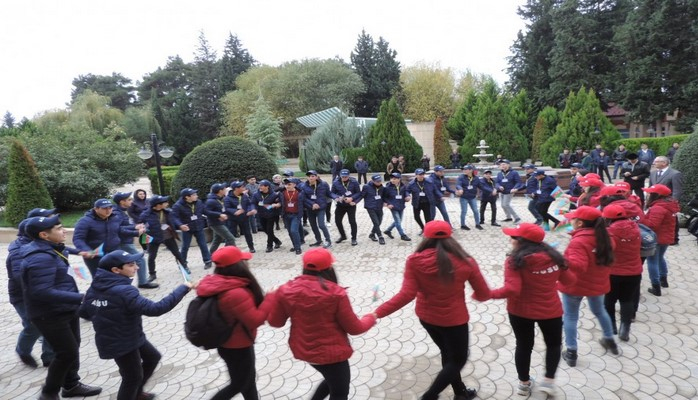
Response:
[137,133,174,195]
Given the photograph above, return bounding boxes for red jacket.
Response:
[608,199,644,221]
[375,249,490,326]
[196,274,270,349]
[643,198,680,245]
[267,275,375,365]
[490,252,575,320]
[558,228,611,296]
[607,219,643,276]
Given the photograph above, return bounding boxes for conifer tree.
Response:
[365,98,422,172]
[6,139,53,226]
[433,117,451,166]
[531,106,559,161]
[245,97,285,159]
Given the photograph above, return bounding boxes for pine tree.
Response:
[350,30,401,117]
[3,111,15,129]
[671,126,698,207]
[219,33,256,95]
[6,139,54,226]
[365,98,422,172]
[245,97,285,159]
[433,117,451,166]
[190,31,220,142]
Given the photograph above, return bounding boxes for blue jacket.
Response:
[590,148,605,165]
[567,176,583,197]
[114,207,141,245]
[354,160,369,173]
[429,174,456,195]
[479,177,498,202]
[532,175,558,203]
[73,210,126,254]
[406,178,442,207]
[495,169,524,193]
[330,178,362,208]
[172,198,207,231]
[383,182,410,211]
[638,149,655,165]
[224,192,254,221]
[251,190,281,219]
[6,233,31,305]
[204,193,227,227]
[279,188,306,217]
[456,174,482,200]
[20,240,83,319]
[360,182,386,210]
[524,174,538,195]
[300,180,331,210]
[139,208,183,244]
[79,269,189,359]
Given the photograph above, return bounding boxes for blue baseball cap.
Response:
[571,163,583,168]
[258,180,272,186]
[283,178,301,185]
[149,195,169,206]
[499,159,511,164]
[211,183,227,193]
[434,165,445,172]
[461,164,475,170]
[390,172,401,178]
[371,174,383,182]
[415,168,425,175]
[24,215,62,240]
[180,188,198,197]
[306,170,318,176]
[99,250,144,270]
[340,169,350,177]
[230,181,245,189]
[524,164,537,170]
[112,192,132,203]
[94,199,113,208]
[534,170,547,176]
[27,208,56,218]
[283,169,295,177]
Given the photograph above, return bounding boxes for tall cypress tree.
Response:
[433,117,451,166]
[190,31,220,142]
[350,30,401,118]
[365,98,422,172]
[6,139,53,226]
[219,33,256,96]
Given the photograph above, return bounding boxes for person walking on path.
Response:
[300,171,332,249]
[172,188,212,269]
[407,168,442,235]
[495,160,523,223]
[267,248,376,400]
[225,181,257,253]
[383,172,412,241]
[642,184,680,296]
[478,170,500,227]
[330,169,362,246]
[455,165,483,230]
[112,192,157,289]
[251,180,283,253]
[373,221,490,400]
[139,195,190,282]
[360,174,387,245]
[73,199,129,276]
[279,178,306,255]
[205,183,237,256]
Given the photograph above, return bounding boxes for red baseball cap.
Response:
[303,248,335,271]
[211,246,253,267]
[579,178,604,188]
[423,220,453,239]
[643,184,672,196]
[585,173,602,180]
[502,223,545,243]
[602,204,628,219]
[564,205,602,221]
[614,182,631,191]
[599,185,625,197]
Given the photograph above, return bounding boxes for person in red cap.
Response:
[602,204,643,341]
[482,223,572,397]
[642,184,680,296]
[267,248,376,400]
[372,220,490,400]
[575,178,604,208]
[598,185,644,220]
[558,206,618,367]
[196,246,271,400]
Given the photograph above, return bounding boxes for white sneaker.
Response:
[537,381,557,396]
[517,380,533,396]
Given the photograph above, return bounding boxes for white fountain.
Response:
[473,139,494,165]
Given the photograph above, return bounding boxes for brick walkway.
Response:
[1,196,697,399]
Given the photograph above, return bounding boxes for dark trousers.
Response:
[147,238,186,276]
[334,205,357,240]
[32,312,81,395]
[413,201,433,230]
[605,274,642,328]
[598,166,612,182]
[366,208,384,237]
[479,199,497,224]
[325,201,332,223]
[508,314,562,381]
[420,321,470,400]
[527,198,543,223]
[229,217,255,250]
[212,346,259,400]
[259,215,281,248]
[83,257,100,278]
[536,201,560,226]
[357,173,367,185]
[310,360,350,400]
[113,340,161,400]
[209,224,236,254]
[631,186,645,208]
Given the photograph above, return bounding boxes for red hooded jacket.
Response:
[643,198,680,245]
[267,275,375,365]
[558,228,611,296]
[196,274,270,349]
[490,252,575,320]
[375,248,490,326]
[607,219,643,276]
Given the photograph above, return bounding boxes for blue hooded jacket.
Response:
[360,182,386,210]
[383,182,409,211]
[224,191,254,221]
[495,168,524,193]
[406,177,442,207]
[79,268,189,359]
[330,177,362,207]
[6,232,31,305]
[72,210,126,254]
[172,198,207,231]
[139,208,183,244]
[204,193,227,226]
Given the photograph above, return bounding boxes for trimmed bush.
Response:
[672,129,697,210]
[5,139,53,226]
[147,166,180,196]
[172,136,278,200]
[617,135,689,158]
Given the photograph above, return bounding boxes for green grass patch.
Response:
[0,209,87,228]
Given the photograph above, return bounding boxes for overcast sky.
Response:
[1,0,527,121]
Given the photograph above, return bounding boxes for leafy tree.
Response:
[540,87,621,167]
[433,117,451,166]
[5,139,53,226]
[71,72,135,111]
[245,97,285,158]
[3,111,15,129]
[69,90,124,134]
[365,98,423,172]
[301,112,364,172]
[172,136,278,196]
[350,30,401,117]
[121,106,160,145]
[669,127,698,208]
[220,65,279,136]
[400,62,456,122]
[454,70,491,106]
[190,31,220,142]
[219,33,256,95]
[531,106,559,161]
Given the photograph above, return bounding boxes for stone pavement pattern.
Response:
[1,197,697,400]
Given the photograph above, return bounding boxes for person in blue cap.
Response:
[251,180,283,252]
[478,170,500,227]
[173,188,212,269]
[383,172,411,241]
[523,165,544,225]
[112,192,157,289]
[204,183,238,255]
[407,168,442,235]
[21,215,103,399]
[330,169,362,245]
[225,181,257,253]
[361,174,387,244]
[429,165,454,225]
[532,171,560,229]
[139,195,190,282]
[80,250,196,400]
[455,165,483,230]
[495,160,523,224]
[300,171,332,248]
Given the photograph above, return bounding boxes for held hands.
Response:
[219,214,228,221]
[79,251,94,259]
[234,209,244,216]
[180,225,190,232]
[185,279,199,290]
[456,190,463,196]
[312,204,320,210]
[247,210,257,216]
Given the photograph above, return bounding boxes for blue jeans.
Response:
[458,197,480,227]
[646,244,669,285]
[562,294,615,350]
[180,229,212,265]
[431,200,451,224]
[527,197,543,223]
[613,161,624,179]
[13,302,54,363]
[307,209,331,243]
[385,209,406,236]
[284,214,302,251]
[120,243,147,285]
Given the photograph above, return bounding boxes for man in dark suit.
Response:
[649,155,684,244]
[621,153,650,207]
[329,155,343,182]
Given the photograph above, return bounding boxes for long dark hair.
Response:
[215,260,265,306]
[303,268,338,291]
[508,238,567,270]
[579,186,600,205]
[578,217,614,266]
[599,195,625,207]
[415,237,471,283]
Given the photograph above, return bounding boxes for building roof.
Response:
[296,107,346,128]
[605,102,626,117]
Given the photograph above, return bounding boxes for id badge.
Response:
[160,224,170,231]
[374,195,381,200]
[419,192,426,197]
[395,195,402,199]
[536,190,542,194]
[287,202,295,207]
[237,204,242,210]
[440,187,446,191]
[467,185,473,190]
[502,178,508,183]
[221,207,226,212]
[311,195,317,200]
[190,215,198,220]
[258,201,264,206]
[345,191,352,196]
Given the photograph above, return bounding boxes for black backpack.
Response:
[184,295,235,350]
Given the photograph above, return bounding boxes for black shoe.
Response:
[491,222,501,227]
[562,349,577,367]
[336,237,347,244]
[599,338,619,355]
[460,225,470,231]
[660,276,668,288]
[138,282,159,289]
[454,387,477,400]
[289,248,296,252]
[137,392,156,400]
[502,218,513,222]
[383,230,394,239]
[303,229,309,237]
[303,223,309,227]
[619,322,630,342]
[61,382,102,397]
[295,249,302,255]
[514,218,522,224]
[42,359,52,367]
[648,284,662,296]
[204,261,213,270]
[249,248,256,253]
[400,235,411,241]
[147,274,157,282]
[351,239,358,246]
[369,234,378,242]
[18,353,38,368]
[183,266,191,274]
[378,237,386,245]
[475,225,484,230]
[265,247,273,253]
[38,393,59,400]
[274,241,282,249]
[309,241,322,247]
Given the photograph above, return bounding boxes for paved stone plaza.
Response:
[1,196,697,400]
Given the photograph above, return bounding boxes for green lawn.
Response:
[0,210,87,228]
